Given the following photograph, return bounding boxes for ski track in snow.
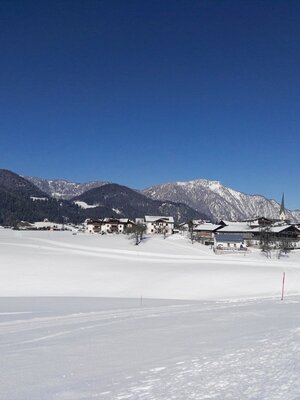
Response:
[105,331,300,400]
[0,302,247,347]
[52,326,300,400]
[0,231,299,399]
[1,299,299,400]
[0,304,192,344]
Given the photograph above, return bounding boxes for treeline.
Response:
[0,192,82,226]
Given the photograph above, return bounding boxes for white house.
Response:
[100,218,135,234]
[85,219,103,233]
[144,216,174,235]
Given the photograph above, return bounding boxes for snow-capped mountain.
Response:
[24,175,300,223]
[26,177,108,200]
[143,179,300,222]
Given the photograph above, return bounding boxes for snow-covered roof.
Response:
[101,218,135,224]
[145,216,174,223]
[119,219,135,224]
[251,225,300,234]
[220,220,250,226]
[193,223,221,232]
[217,224,253,233]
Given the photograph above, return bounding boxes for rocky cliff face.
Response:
[143,179,299,222]
[25,177,108,200]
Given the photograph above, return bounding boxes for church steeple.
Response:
[279,193,286,221]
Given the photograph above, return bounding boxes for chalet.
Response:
[193,223,222,245]
[214,233,244,250]
[251,225,300,246]
[144,216,174,235]
[216,223,254,239]
[86,219,103,233]
[270,225,300,239]
[240,217,273,227]
[214,223,253,249]
[85,218,135,234]
[101,218,135,234]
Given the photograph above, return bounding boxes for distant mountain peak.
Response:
[142,179,300,223]
[25,176,108,200]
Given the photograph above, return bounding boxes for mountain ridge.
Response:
[16,174,300,223]
[1,171,209,224]
[25,176,108,200]
[72,183,208,223]
[143,179,300,222]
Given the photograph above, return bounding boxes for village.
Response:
[82,214,300,253]
[13,197,300,255]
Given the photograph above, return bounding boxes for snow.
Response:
[30,196,48,201]
[194,223,221,231]
[1,297,299,399]
[74,201,99,209]
[0,230,299,399]
[0,230,299,299]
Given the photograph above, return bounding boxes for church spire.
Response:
[279,193,286,221]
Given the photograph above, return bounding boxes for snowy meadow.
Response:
[0,229,299,399]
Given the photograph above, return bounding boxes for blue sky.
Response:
[1,0,300,208]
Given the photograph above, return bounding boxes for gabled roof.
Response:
[241,217,272,223]
[217,224,253,233]
[219,220,246,226]
[251,225,300,234]
[193,223,221,232]
[145,216,174,223]
[119,218,136,224]
[103,217,120,223]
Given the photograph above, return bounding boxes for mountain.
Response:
[143,179,300,222]
[0,169,82,226]
[72,183,208,223]
[25,177,108,199]
[3,170,300,225]
[0,171,208,225]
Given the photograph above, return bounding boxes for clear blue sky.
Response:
[1,0,299,208]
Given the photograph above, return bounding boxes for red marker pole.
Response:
[281,272,286,301]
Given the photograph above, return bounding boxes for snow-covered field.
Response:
[0,229,299,399]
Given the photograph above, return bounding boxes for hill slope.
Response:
[73,183,208,223]
[0,169,81,225]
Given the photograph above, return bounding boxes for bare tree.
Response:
[260,227,273,258]
[130,223,146,245]
[188,220,195,244]
[277,236,293,259]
